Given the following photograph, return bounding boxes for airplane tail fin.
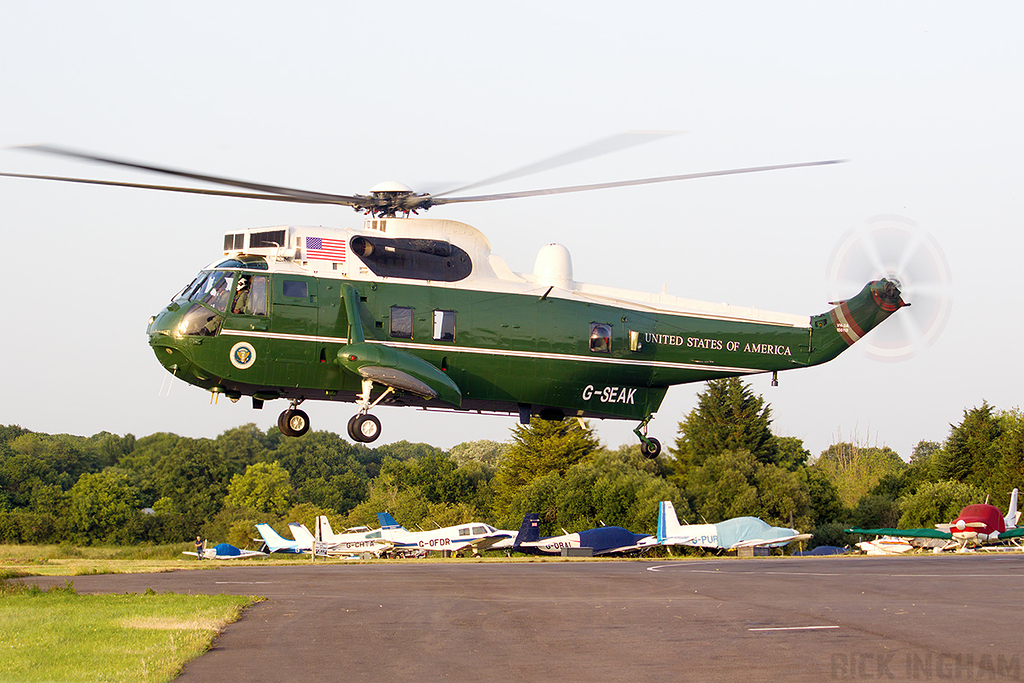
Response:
[255,523,295,553]
[315,515,335,540]
[289,523,316,547]
[377,512,405,530]
[514,513,541,547]
[658,501,684,542]
[1005,488,1020,529]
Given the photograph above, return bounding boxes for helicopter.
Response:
[1,136,906,457]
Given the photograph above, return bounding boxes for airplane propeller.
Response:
[4,134,845,217]
[826,215,953,362]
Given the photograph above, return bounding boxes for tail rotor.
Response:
[826,215,952,361]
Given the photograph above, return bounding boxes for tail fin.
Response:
[657,501,684,542]
[377,512,404,530]
[289,523,316,547]
[255,523,297,553]
[1005,488,1020,529]
[315,515,335,540]
[514,513,541,547]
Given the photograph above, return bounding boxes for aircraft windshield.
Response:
[177,270,236,312]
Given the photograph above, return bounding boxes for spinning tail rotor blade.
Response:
[826,215,953,361]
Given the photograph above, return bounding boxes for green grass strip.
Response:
[0,582,261,683]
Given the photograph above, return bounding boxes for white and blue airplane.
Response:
[183,542,267,559]
[255,522,312,554]
[512,513,656,555]
[375,512,516,556]
[656,501,811,551]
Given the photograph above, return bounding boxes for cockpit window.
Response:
[195,271,235,312]
[214,256,268,270]
[590,323,612,353]
[177,303,223,337]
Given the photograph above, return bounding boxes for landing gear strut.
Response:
[633,414,661,459]
[278,400,310,438]
[347,378,392,443]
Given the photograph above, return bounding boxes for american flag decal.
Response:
[305,236,346,262]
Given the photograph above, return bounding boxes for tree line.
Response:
[1,379,1020,551]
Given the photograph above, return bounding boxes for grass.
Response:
[0,579,261,683]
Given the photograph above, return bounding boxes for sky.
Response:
[1,2,1021,460]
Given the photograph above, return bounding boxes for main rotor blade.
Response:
[431,159,846,206]
[14,145,375,209]
[0,171,343,204]
[432,130,679,198]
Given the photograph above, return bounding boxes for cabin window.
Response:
[472,526,487,535]
[249,229,286,249]
[349,235,472,282]
[590,323,612,353]
[282,280,308,299]
[459,527,471,537]
[390,306,414,339]
[232,275,269,316]
[223,233,245,250]
[433,310,456,342]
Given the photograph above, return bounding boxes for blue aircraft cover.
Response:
[793,545,849,556]
[576,527,648,554]
[212,543,242,556]
[715,517,795,548]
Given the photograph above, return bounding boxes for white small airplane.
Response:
[512,513,655,555]
[183,542,267,559]
[375,512,516,556]
[288,517,390,557]
[255,523,311,554]
[656,501,812,551]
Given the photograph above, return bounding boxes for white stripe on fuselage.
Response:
[220,328,765,375]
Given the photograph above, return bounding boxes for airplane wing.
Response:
[462,534,512,553]
[996,528,1024,539]
[730,533,813,549]
[845,527,953,540]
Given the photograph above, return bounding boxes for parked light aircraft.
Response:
[512,513,654,555]
[182,542,267,559]
[255,522,311,554]
[847,489,1022,552]
[375,512,515,556]
[311,516,391,556]
[656,500,811,550]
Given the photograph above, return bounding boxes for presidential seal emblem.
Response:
[230,342,256,369]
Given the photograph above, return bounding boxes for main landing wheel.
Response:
[641,437,662,459]
[278,409,310,438]
[347,413,381,443]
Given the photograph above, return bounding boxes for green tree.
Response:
[898,480,989,528]
[224,461,293,515]
[670,378,778,479]
[154,439,229,533]
[812,442,905,508]
[68,470,140,544]
[937,403,1003,489]
[449,440,510,468]
[492,418,599,515]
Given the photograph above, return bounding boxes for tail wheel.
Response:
[279,409,310,438]
[641,437,662,459]
[348,413,382,443]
